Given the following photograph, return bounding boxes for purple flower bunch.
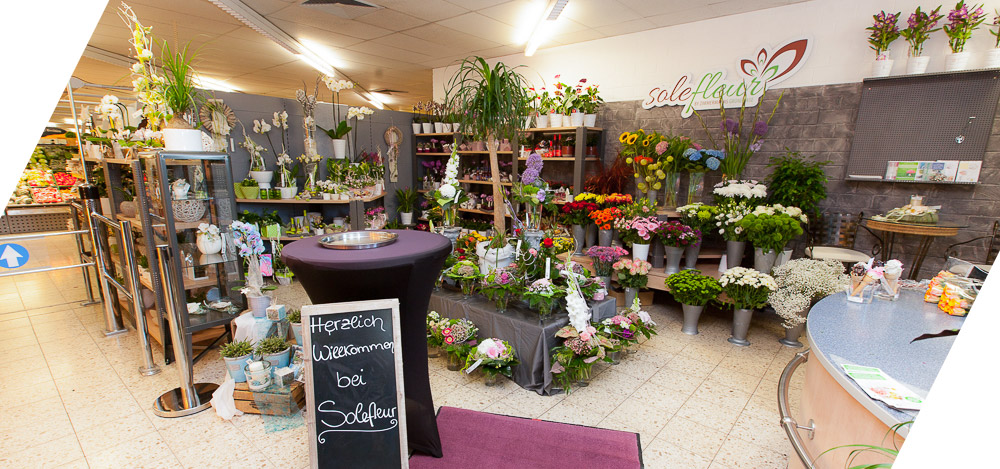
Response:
[868,11,902,57]
[944,1,987,52]
[521,152,544,185]
[586,245,629,276]
[902,5,944,56]
[422,159,445,178]
[720,118,739,135]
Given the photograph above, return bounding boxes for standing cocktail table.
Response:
[283,230,452,458]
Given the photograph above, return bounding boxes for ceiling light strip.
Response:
[525,0,569,57]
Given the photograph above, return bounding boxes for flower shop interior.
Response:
[6,0,999,467]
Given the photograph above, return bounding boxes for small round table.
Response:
[862,218,966,280]
[283,230,452,458]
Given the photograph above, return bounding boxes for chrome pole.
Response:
[778,350,816,469]
[66,80,89,184]
[152,244,217,417]
[70,203,99,306]
[121,220,160,376]
[80,185,127,337]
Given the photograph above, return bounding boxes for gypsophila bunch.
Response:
[769,259,847,327]
[719,267,777,310]
[613,258,651,289]
[586,245,629,276]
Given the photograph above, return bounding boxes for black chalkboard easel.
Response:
[302,299,408,469]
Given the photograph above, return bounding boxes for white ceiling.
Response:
[52,0,808,124]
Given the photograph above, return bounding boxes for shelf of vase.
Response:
[235,191,385,205]
[457,207,510,217]
[522,126,603,133]
[417,151,515,156]
[414,132,459,137]
[517,157,599,162]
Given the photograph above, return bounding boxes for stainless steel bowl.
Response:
[318,231,398,250]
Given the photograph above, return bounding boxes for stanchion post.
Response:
[79,184,127,336]
[70,203,99,306]
[120,220,160,376]
[152,244,217,417]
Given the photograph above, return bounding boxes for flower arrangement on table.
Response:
[901,5,944,57]
[944,1,987,53]
[868,10,902,59]
[511,152,552,230]
[560,201,598,226]
[522,278,566,318]
[589,206,622,231]
[441,318,479,366]
[613,258,652,290]
[230,220,273,300]
[586,245,629,277]
[693,89,781,178]
[769,259,846,328]
[656,221,701,248]
[426,311,448,349]
[480,267,522,312]
[511,236,561,280]
[427,149,467,227]
[549,324,615,394]
[577,276,608,302]
[664,269,721,307]
[445,260,481,296]
[718,267,777,310]
[462,338,518,382]
[677,203,720,234]
[736,205,805,255]
[613,216,661,248]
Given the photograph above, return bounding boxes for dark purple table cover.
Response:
[283,230,452,458]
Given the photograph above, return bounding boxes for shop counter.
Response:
[786,291,964,468]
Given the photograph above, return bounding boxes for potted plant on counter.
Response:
[395,186,418,225]
[719,267,777,347]
[255,336,291,369]
[867,10,902,77]
[159,41,205,151]
[664,269,721,335]
[901,5,944,74]
[769,259,847,347]
[220,339,254,382]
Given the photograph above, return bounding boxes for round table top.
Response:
[807,290,965,434]
[863,218,966,236]
[282,229,452,271]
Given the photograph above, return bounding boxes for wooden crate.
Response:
[230,381,305,416]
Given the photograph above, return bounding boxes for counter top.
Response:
[806,290,965,435]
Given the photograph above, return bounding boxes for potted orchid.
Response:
[578,81,603,127]
[239,122,269,186]
[462,338,518,386]
[868,11,902,77]
[988,9,1000,67]
[320,77,355,159]
[901,5,944,74]
[943,1,987,71]
[613,258,652,307]
[613,215,660,262]
[230,220,273,317]
[719,267,777,347]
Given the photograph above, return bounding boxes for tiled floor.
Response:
[0,236,805,468]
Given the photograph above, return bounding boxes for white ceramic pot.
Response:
[906,56,930,74]
[871,58,893,77]
[631,243,650,262]
[584,114,597,127]
[549,113,562,128]
[985,48,1000,68]
[332,139,347,159]
[279,186,297,199]
[322,193,332,200]
[249,170,273,187]
[401,212,413,225]
[421,122,433,133]
[442,123,452,133]
[523,115,533,129]
[475,241,514,275]
[162,128,204,152]
[945,51,970,72]
[411,123,421,134]
[570,111,584,127]
[562,114,572,127]
[452,123,461,133]
[434,122,444,133]
[196,233,223,255]
[536,114,549,128]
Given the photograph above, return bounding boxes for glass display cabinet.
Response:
[138,150,244,363]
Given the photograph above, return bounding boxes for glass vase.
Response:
[443,206,458,227]
[575,365,592,386]
[494,293,509,313]
[447,353,462,371]
[460,278,476,298]
[525,204,542,231]
[663,172,680,209]
[427,345,440,358]
[305,162,318,193]
[484,372,501,387]
[686,172,705,205]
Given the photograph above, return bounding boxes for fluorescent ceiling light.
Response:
[194,75,239,92]
[524,0,569,57]
[296,52,336,76]
[367,94,385,110]
[46,122,58,127]
[300,39,347,69]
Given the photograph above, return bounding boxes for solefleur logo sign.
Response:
[642,37,812,118]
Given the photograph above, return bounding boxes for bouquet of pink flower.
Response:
[613,258,652,289]
[586,245,629,276]
[613,216,661,246]
[657,221,701,248]
[462,338,518,379]
[550,324,616,393]
[442,318,478,363]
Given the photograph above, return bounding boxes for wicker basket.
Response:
[172,199,206,223]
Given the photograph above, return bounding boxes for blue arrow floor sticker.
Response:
[0,243,29,268]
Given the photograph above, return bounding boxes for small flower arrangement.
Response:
[737,205,805,254]
[613,258,652,289]
[944,1,987,53]
[445,260,481,296]
[613,216,661,246]
[561,201,599,226]
[550,324,615,394]
[601,314,639,346]
[868,11,902,58]
[586,245,629,276]
[441,318,478,363]
[589,206,622,230]
[480,267,522,311]
[196,223,221,242]
[901,5,944,56]
[656,221,701,248]
[664,269,721,306]
[719,267,777,310]
[462,338,518,380]
[578,276,608,302]
[622,297,657,339]
[230,220,270,298]
[426,311,448,348]
[676,203,720,233]
[769,259,846,328]
[523,278,566,317]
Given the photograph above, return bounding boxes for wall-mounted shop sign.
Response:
[303,299,408,469]
[642,37,812,118]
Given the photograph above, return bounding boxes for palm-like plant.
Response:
[447,57,530,234]
[160,41,203,128]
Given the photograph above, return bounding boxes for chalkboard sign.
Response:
[302,299,408,469]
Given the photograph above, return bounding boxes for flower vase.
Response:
[906,55,929,74]
[625,287,638,308]
[428,346,440,358]
[575,366,592,386]
[681,304,704,335]
[524,229,544,251]
[247,295,271,318]
[411,123,421,134]
[494,294,509,314]
[586,224,597,248]
[684,243,701,270]
[583,114,597,127]
[779,321,806,348]
[986,48,1000,68]
[871,58,894,77]
[664,246,684,275]
[663,172,680,209]
[632,243,650,262]
[944,51,970,72]
[421,122,433,134]
[305,163,318,193]
[572,225,586,254]
[332,139,347,159]
[645,188,658,206]
[598,229,613,247]
[548,113,562,128]
[447,353,462,371]
[196,234,222,255]
[753,247,779,275]
[484,373,501,387]
[729,308,754,346]
[460,279,476,298]
[686,172,705,205]
[607,350,622,365]
[726,241,745,269]
[442,226,462,250]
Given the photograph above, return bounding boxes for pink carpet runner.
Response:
[410,406,643,468]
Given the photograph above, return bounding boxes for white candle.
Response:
[546,258,551,279]
[515,240,522,259]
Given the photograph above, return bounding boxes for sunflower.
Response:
[626,134,638,145]
[619,132,630,143]
[641,138,651,147]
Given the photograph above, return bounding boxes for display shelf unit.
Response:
[235,192,386,231]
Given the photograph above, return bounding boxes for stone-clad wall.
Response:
[596,83,1000,278]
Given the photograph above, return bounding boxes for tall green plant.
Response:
[446,57,530,233]
[766,148,829,220]
[395,187,418,213]
[160,41,203,126]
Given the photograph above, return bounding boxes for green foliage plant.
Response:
[160,41,203,126]
[737,209,804,254]
[664,269,722,306]
[255,336,289,356]
[766,148,829,220]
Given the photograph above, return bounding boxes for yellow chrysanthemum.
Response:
[627,134,638,145]
[619,132,629,143]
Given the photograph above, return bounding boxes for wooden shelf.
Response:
[457,207,510,217]
[518,157,599,162]
[236,192,385,204]
[414,132,459,137]
[416,151,514,156]
[522,126,603,133]
[457,179,512,186]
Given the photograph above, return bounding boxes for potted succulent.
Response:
[664,269,721,335]
[220,339,254,382]
[719,267,777,347]
[901,5,944,74]
[255,336,291,369]
[395,186,418,225]
[867,11,902,77]
[287,309,302,345]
